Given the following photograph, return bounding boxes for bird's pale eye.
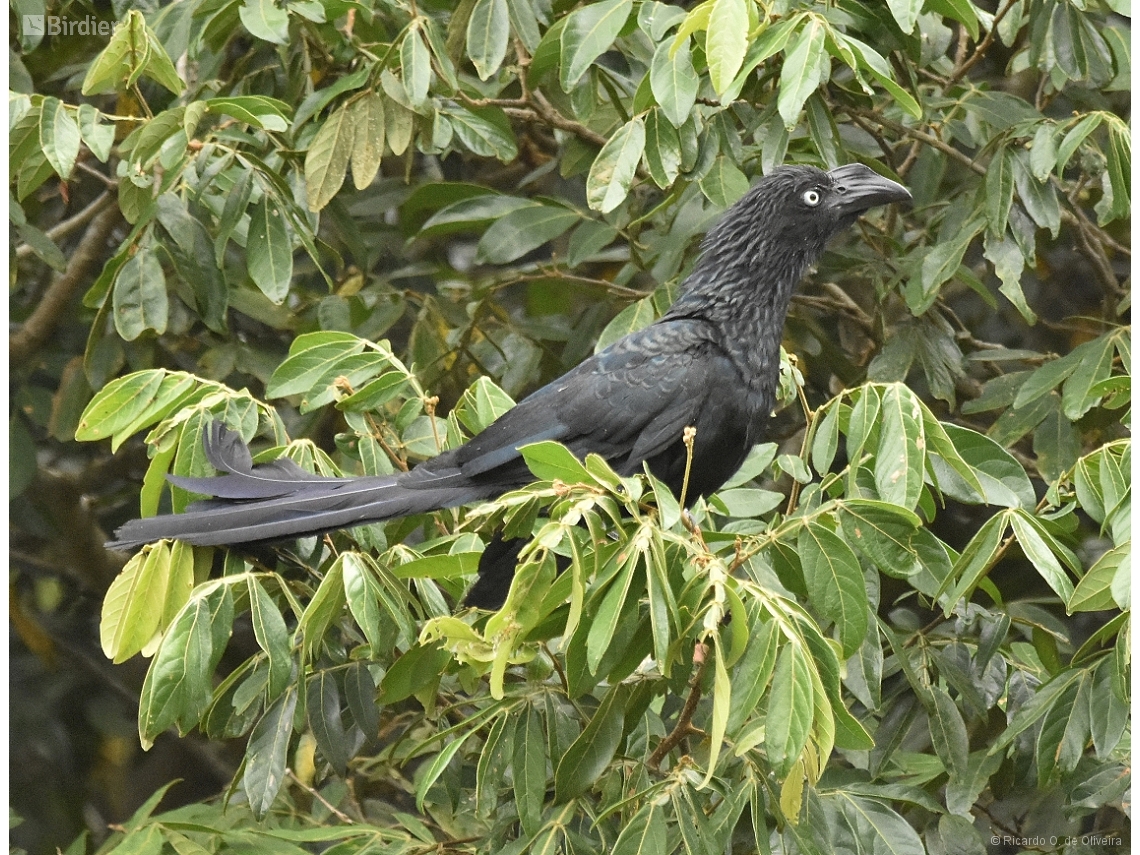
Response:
[802,189,822,207]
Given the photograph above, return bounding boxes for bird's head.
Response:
[704,162,911,266]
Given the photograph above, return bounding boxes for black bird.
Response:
[110,164,910,606]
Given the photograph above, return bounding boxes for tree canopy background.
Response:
[9,0,1130,853]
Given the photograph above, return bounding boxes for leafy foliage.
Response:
[10,0,1129,853]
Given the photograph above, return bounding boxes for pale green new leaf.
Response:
[305,104,354,212]
[101,543,171,663]
[706,0,749,97]
[778,18,828,130]
[559,0,633,91]
[467,0,510,80]
[650,38,698,128]
[586,116,645,213]
[39,97,80,179]
[239,0,289,45]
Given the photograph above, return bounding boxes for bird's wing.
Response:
[456,318,734,480]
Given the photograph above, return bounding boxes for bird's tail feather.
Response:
[108,424,486,549]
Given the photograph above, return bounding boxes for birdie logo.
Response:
[23,14,114,37]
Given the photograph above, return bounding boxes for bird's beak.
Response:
[826,163,911,214]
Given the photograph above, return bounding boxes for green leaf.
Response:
[1056,113,1103,175]
[467,0,509,80]
[926,0,979,40]
[476,203,579,263]
[595,297,657,351]
[567,219,619,266]
[443,105,518,161]
[727,616,779,735]
[554,683,627,802]
[698,157,749,208]
[298,558,346,663]
[81,11,150,95]
[611,800,667,855]
[985,148,1015,236]
[243,686,297,818]
[940,510,1009,611]
[778,18,828,130]
[247,196,294,303]
[113,246,169,342]
[1033,399,1081,483]
[416,729,477,811]
[350,93,386,190]
[75,370,165,442]
[247,578,292,698]
[100,544,170,663]
[1009,509,1075,602]
[401,26,431,105]
[983,230,1036,324]
[644,108,682,188]
[138,585,233,747]
[38,97,80,180]
[1061,333,1115,420]
[706,0,749,97]
[305,104,354,212]
[506,0,541,51]
[380,643,452,705]
[141,23,185,95]
[342,552,386,654]
[586,116,645,213]
[925,686,968,783]
[512,706,545,837]
[798,522,869,657]
[929,422,1035,508]
[840,35,922,119]
[838,499,921,575]
[517,440,590,484]
[875,384,924,510]
[650,38,698,128]
[267,333,366,398]
[1029,122,1058,182]
[1100,117,1130,224]
[911,217,984,314]
[206,96,292,131]
[824,793,926,855]
[886,0,921,33]
[306,671,349,776]
[765,643,814,778]
[1068,543,1128,613]
[1013,151,1060,237]
[239,0,289,45]
[587,558,636,671]
[559,0,633,91]
[77,104,114,162]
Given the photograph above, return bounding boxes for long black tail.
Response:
[109,422,488,549]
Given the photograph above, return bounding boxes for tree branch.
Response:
[15,191,116,261]
[648,650,710,770]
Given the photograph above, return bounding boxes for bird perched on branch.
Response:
[110,163,910,607]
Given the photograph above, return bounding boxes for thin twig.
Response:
[843,106,985,177]
[947,0,1020,85]
[11,203,122,364]
[287,769,356,823]
[74,160,119,187]
[15,191,116,260]
[648,651,710,770]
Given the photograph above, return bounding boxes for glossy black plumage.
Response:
[110,164,910,605]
